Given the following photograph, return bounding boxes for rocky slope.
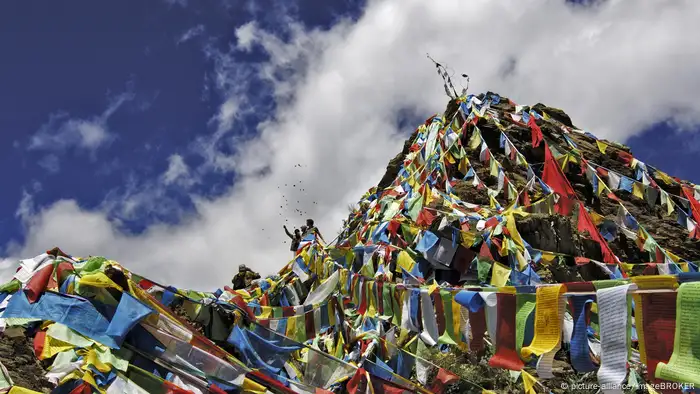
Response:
[370,92,699,285]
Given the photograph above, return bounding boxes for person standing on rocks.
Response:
[304,218,325,243]
[232,264,260,290]
[283,225,301,255]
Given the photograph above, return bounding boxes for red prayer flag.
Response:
[346,368,368,394]
[521,190,531,206]
[429,368,460,394]
[682,186,700,225]
[577,204,617,266]
[478,242,493,261]
[416,208,436,227]
[484,217,499,229]
[529,116,544,148]
[541,145,577,215]
[468,308,487,352]
[247,371,296,393]
[208,384,227,394]
[164,380,195,394]
[69,382,94,394]
[488,293,525,370]
[358,280,368,316]
[377,282,384,315]
[641,292,679,391]
[25,264,54,303]
[33,330,46,359]
[432,291,446,336]
[655,247,665,265]
[282,306,295,317]
[616,150,633,165]
[305,311,316,341]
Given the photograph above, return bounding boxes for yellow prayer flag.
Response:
[84,348,112,373]
[451,296,463,346]
[334,330,345,359]
[490,262,511,287]
[40,335,74,360]
[458,157,470,175]
[366,281,377,317]
[656,170,674,185]
[521,284,565,359]
[427,282,439,295]
[79,371,100,393]
[633,293,647,365]
[590,211,605,226]
[632,182,645,199]
[286,316,297,338]
[490,160,499,177]
[543,111,551,121]
[396,251,416,273]
[596,140,608,154]
[620,263,635,275]
[460,231,476,247]
[516,250,528,271]
[469,127,482,150]
[8,388,44,394]
[494,119,506,131]
[259,306,273,318]
[499,286,517,294]
[78,272,122,291]
[667,250,680,263]
[506,214,524,248]
[559,154,570,171]
[631,275,678,289]
[522,370,538,394]
[422,184,434,206]
[242,378,268,393]
[596,176,607,196]
[540,252,558,265]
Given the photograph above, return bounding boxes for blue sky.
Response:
[1,0,699,289]
[0,0,363,242]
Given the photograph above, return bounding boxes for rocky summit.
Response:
[0,91,698,393]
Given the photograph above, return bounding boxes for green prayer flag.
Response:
[515,293,536,353]
[382,283,393,319]
[656,282,700,385]
[437,290,458,345]
[391,285,402,327]
[592,279,628,290]
[477,258,492,283]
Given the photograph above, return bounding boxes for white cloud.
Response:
[6,0,700,289]
[15,190,35,222]
[177,25,205,45]
[162,154,193,187]
[28,91,134,154]
[235,22,257,51]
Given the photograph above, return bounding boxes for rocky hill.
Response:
[0,91,698,393]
